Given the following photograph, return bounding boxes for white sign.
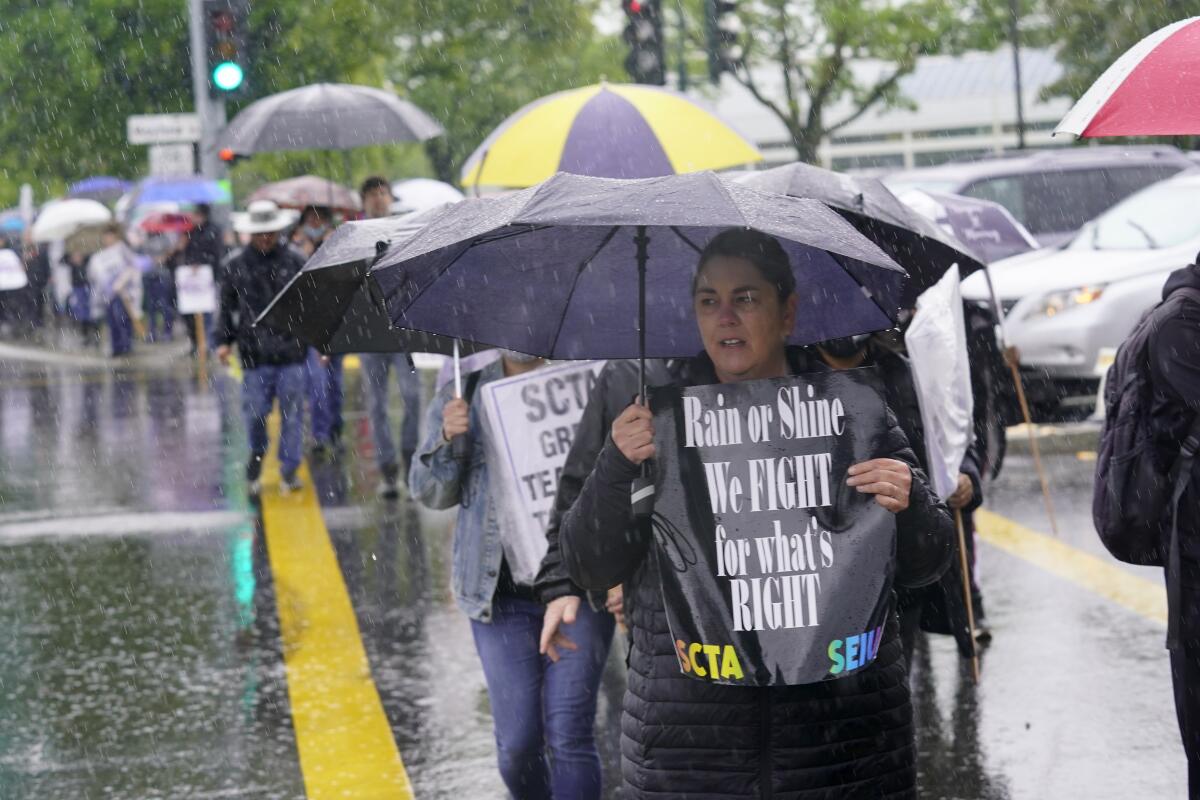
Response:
[0,249,28,291]
[127,113,202,145]
[905,265,973,501]
[175,264,217,315]
[149,143,196,178]
[479,360,606,585]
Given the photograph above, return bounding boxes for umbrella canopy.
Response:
[898,190,1039,264]
[370,171,906,361]
[65,225,107,257]
[391,178,464,215]
[130,176,230,207]
[256,204,488,356]
[247,175,361,213]
[738,162,986,298]
[0,209,26,234]
[460,83,763,188]
[31,198,112,242]
[137,211,196,234]
[67,176,131,201]
[1056,16,1200,138]
[218,83,444,154]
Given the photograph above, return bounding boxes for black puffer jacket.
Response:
[535,358,676,608]
[215,243,307,369]
[553,348,954,799]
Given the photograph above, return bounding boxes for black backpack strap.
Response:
[1166,412,1200,651]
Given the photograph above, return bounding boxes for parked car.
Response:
[884,145,1191,249]
[961,169,1200,416]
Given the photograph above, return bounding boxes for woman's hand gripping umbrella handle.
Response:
[449,339,470,462]
[615,399,656,519]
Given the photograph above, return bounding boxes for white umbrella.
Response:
[31,199,112,243]
[390,178,464,215]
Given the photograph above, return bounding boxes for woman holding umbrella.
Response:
[547,228,954,798]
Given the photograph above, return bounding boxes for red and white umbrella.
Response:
[1057,16,1200,138]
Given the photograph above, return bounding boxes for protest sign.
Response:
[905,265,973,501]
[0,249,27,291]
[649,367,895,686]
[175,264,216,315]
[479,360,606,584]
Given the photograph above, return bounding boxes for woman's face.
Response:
[693,254,797,382]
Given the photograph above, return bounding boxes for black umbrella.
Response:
[371,171,907,397]
[737,162,986,303]
[256,205,489,357]
[218,83,444,154]
[370,170,908,509]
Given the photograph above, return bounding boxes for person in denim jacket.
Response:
[409,350,615,800]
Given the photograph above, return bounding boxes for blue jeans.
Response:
[242,363,305,477]
[470,596,615,800]
[106,297,133,356]
[306,349,344,446]
[361,352,422,468]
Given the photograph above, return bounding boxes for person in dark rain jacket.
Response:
[1147,261,1200,795]
[215,201,307,495]
[814,328,989,662]
[538,228,954,799]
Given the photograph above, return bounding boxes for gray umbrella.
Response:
[218,83,443,154]
[256,204,489,356]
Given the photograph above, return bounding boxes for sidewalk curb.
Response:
[1006,422,1101,455]
[0,339,190,370]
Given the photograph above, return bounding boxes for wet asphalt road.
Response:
[0,348,1186,799]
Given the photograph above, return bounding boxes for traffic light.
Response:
[706,0,743,82]
[204,0,249,97]
[622,0,665,86]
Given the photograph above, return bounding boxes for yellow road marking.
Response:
[975,508,1167,626]
[260,442,413,799]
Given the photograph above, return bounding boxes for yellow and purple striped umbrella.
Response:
[460,82,762,188]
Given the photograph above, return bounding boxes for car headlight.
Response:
[1025,284,1107,320]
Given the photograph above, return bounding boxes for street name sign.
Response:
[127,113,202,145]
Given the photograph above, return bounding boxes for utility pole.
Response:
[188,0,226,178]
[1009,0,1026,150]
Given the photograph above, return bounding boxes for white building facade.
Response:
[701,48,1074,172]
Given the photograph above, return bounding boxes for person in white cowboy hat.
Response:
[216,200,307,495]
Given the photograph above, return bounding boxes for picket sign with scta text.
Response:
[478,360,606,585]
[175,264,217,315]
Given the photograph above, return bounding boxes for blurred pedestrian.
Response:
[88,223,141,357]
[172,204,225,357]
[410,350,615,800]
[813,322,988,664]
[284,203,344,457]
[289,204,332,259]
[63,246,97,347]
[23,241,50,332]
[357,177,422,496]
[543,228,953,799]
[1094,258,1200,792]
[216,201,308,495]
[141,232,177,342]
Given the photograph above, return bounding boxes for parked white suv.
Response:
[961,169,1200,415]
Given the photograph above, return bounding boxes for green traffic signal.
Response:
[212,61,244,92]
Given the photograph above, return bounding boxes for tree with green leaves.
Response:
[391,0,622,185]
[0,0,396,206]
[1035,0,1200,103]
[698,0,972,163]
